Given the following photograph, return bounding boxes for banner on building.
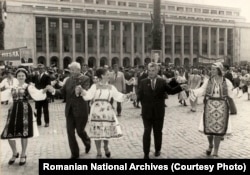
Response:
[0,47,25,61]
[198,54,225,65]
[0,47,33,66]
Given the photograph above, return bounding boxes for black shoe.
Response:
[37,121,41,126]
[206,146,213,156]
[8,152,19,165]
[117,114,121,117]
[44,123,49,127]
[133,102,137,108]
[183,101,187,106]
[155,151,161,157]
[19,156,26,166]
[85,143,91,153]
[144,154,150,159]
[105,151,111,158]
[70,155,79,159]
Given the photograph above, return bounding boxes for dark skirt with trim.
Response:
[1,101,33,139]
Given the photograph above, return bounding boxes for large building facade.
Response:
[4,0,250,69]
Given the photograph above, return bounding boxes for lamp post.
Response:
[0,0,6,50]
[152,0,161,51]
[0,1,4,50]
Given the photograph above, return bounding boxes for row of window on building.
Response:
[36,17,233,57]
[57,0,239,16]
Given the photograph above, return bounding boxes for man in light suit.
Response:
[110,64,126,116]
[138,62,187,159]
[49,62,91,159]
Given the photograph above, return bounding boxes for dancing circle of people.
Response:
[1,60,247,163]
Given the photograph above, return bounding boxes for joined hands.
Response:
[44,85,55,93]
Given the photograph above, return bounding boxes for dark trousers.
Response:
[228,97,237,114]
[142,117,164,155]
[36,100,49,125]
[110,98,122,115]
[66,107,90,157]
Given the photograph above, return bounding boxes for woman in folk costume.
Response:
[0,69,18,105]
[1,67,47,166]
[189,62,234,158]
[80,68,132,158]
[176,69,188,106]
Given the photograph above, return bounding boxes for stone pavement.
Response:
[0,93,250,174]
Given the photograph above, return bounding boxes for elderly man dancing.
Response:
[48,62,91,159]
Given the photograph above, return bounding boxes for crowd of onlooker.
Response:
[1,62,250,104]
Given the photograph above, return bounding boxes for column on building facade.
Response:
[84,20,88,65]
[97,20,100,67]
[131,22,134,67]
[190,25,193,66]
[234,28,241,63]
[207,27,211,58]
[59,18,63,69]
[45,17,49,66]
[108,21,111,66]
[162,23,165,64]
[181,25,184,65]
[216,27,220,58]
[224,28,228,56]
[171,24,175,63]
[120,21,123,67]
[141,23,145,65]
[72,18,76,61]
[199,26,202,55]
[33,16,37,65]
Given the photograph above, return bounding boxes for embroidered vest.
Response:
[205,78,228,98]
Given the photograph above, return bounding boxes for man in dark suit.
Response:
[224,64,237,115]
[82,64,93,86]
[138,62,187,159]
[49,62,91,159]
[33,64,51,127]
[224,65,233,84]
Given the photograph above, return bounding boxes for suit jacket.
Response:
[138,77,182,119]
[137,71,148,88]
[224,71,233,84]
[83,71,93,86]
[57,74,90,118]
[33,73,51,98]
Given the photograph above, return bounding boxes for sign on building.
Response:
[151,50,162,63]
[20,48,33,66]
[0,47,33,66]
[0,47,22,61]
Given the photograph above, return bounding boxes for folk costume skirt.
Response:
[1,101,39,140]
[199,97,232,136]
[88,100,122,140]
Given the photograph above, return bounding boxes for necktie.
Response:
[39,74,42,81]
[151,79,155,90]
[115,72,118,80]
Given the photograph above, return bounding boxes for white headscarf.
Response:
[212,62,224,76]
